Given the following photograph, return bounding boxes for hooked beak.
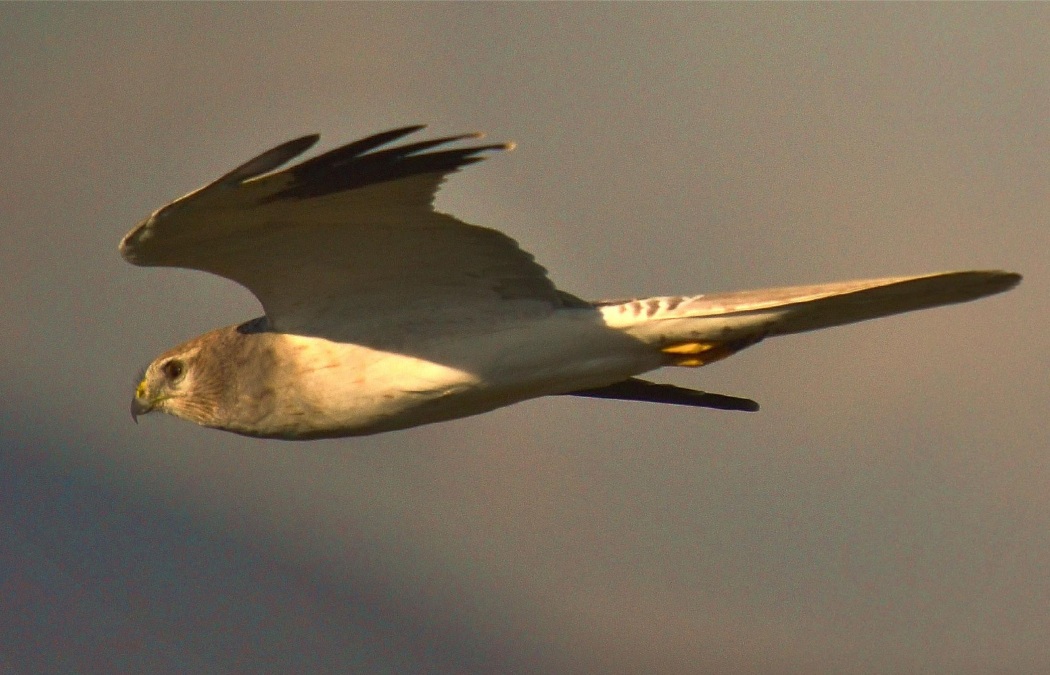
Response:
[131,380,155,423]
[130,396,153,423]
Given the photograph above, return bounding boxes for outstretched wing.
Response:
[120,126,575,338]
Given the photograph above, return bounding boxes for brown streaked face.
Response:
[131,343,214,425]
[130,322,280,434]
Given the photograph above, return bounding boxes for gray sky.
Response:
[2,4,1048,673]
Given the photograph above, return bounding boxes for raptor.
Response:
[121,126,1020,439]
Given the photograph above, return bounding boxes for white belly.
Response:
[276,310,660,437]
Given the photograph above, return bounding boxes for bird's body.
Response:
[122,126,1020,439]
[143,307,661,439]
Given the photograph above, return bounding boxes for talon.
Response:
[661,335,765,367]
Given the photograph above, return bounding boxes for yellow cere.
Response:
[136,380,148,399]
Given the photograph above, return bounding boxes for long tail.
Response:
[600,270,1020,366]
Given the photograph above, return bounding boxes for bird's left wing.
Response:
[120,126,578,338]
[566,378,760,412]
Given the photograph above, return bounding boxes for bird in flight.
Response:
[121,126,1020,439]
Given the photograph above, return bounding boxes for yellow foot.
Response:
[660,334,765,367]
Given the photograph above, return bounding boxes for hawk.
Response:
[121,126,1020,439]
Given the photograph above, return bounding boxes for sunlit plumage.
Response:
[121,126,1020,439]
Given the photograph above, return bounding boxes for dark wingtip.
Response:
[565,378,760,412]
[993,270,1023,291]
[693,392,760,412]
[261,125,513,203]
[219,134,322,184]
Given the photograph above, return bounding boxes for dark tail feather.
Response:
[564,378,759,412]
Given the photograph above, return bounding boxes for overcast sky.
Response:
[2,4,1048,673]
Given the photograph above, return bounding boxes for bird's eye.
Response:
[161,360,185,381]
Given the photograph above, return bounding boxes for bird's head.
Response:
[131,342,219,426]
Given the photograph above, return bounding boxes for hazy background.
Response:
[2,4,1047,673]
